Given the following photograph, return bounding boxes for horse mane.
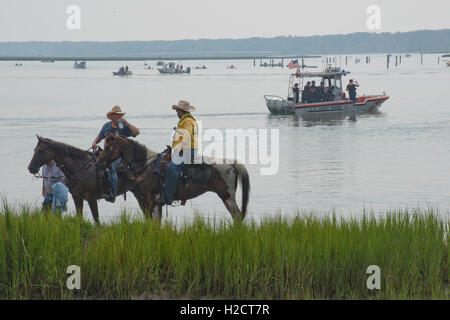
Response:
[117,135,158,162]
[42,138,92,160]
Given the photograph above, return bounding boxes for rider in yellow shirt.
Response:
[159,100,198,205]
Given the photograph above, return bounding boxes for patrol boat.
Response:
[264,67,389,115]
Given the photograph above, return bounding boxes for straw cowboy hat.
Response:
[172,100,196,112]
[107,105,126,120]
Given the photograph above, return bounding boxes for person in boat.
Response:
[317,81,325,102]
[309,81,318,102]
[322,85,330,102]
[302,81,311,103]
[158,100,198,206]
[42,159,67,212]
[346,79,359,102]
[92,105,140,202]
[125,65,129,73]
[292,83,300,104]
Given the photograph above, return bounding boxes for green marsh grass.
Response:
[0,202,448,299]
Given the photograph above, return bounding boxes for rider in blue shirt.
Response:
[92,105,140,202]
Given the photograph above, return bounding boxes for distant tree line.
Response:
[0,29,449,57]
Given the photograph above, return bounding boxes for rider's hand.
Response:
[92,142,97,149]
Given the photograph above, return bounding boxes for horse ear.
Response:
[36,134,42,141]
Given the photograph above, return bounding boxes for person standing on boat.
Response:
[318,81,325,102]
[158,100,198,206]
[92,105,140,202]
[309,81,318,102]
[302,81,311,103]
[347,79,359,102]
[292,83,300,104]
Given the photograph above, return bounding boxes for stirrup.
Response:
[102,193,116,203]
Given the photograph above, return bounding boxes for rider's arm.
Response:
[92,136,102,148]
[121,119,140,136]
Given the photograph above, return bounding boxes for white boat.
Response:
[74,61,86,69]
[264,67,389,115]
[157,63,191,74]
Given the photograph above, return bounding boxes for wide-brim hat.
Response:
[172,100,196,112]
[107,105,126,120]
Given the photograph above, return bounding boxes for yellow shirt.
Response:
[172,113,198,150]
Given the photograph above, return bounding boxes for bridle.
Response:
[33,146,100,189]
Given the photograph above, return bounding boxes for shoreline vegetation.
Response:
[1,29,450,58]
[0,202,448,300]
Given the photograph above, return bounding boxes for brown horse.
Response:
[95,134,250,221]
[27,135,143,223]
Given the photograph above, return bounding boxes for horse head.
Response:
[95,132,123,171]
[28,135,55,174]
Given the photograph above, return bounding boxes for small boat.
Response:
[226,65,237,69]
[74,61,86,69]
[113,71,132,76]
[157,63,190,74]
[194,65,207,69]
[156,61,165,66]
[113,68,132,76]
[41,59,55,63]
[264,67,389,115]
[405,53,412,58]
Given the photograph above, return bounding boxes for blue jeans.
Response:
[164,150,197,204]
[107,158,121,196]
[42,193,53,210]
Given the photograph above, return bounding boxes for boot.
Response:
[156,192,167,206]
[102,184,116,203]
[102,191,116,203]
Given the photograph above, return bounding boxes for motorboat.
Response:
[157,63,191,74]
[74,61,86,69]
[113,68,132,76]
[264,66,389,115]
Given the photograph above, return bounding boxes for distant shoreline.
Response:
[0,55,321,61]
[1,29,449,59]
[0,52,448,62]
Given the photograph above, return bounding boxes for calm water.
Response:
[1,54,449,223]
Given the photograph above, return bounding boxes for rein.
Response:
[50,147,99,189]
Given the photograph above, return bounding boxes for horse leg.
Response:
[220,194,244,221]
[151,202,162,222]
[73,196,84,218]
[86,196,100,224]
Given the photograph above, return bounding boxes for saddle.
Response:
[156,147,211,205]
[96,159,134,200]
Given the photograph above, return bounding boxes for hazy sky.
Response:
[1,0,449,41]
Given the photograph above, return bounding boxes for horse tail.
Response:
[232,163,250,218]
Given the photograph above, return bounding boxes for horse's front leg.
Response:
[86,196,100,224]
[152,202,162,222]
[73,195,84,217]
